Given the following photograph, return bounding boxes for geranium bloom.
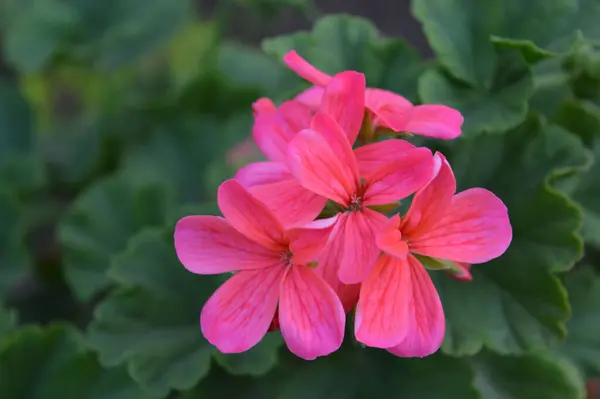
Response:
[235,97,324,228]
[287,109,434,286]
[235,68,368,227]
[284,50,463,140]
[354,153,512,357]
[174,179,345,360]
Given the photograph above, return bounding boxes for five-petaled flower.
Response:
[355,153,512,357]
[175,179,345,360]
[174,49,513,361]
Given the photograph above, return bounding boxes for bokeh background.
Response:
[2,0,600,398]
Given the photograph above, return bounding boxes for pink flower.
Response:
[355,153,512,357]
[287,108,434,286]
[174,179,345,360]
[283,50,463,140]
[235,97,325,228]
[235,68,370,228]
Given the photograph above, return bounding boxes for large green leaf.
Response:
[59,175,175,301]
[0,303,17,338]
[552,266,600,378]
[412,0,600,86]
[88,228,283,397]
[1,0,78,72]
[2,0,192,72]
[120,114,252,204]
[419,49,533,135]
[184,349,478,399]
[571,141,600,248]
[262,15,425,102]
[473,350,585,399]
[219,43,297,101]
[0,189,30,301]
[529,58,573,118]
[555,100,600,147]
[432,115,589,355]
[0,79,44,191]
[0,324,152,398]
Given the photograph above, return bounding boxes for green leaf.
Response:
[120,114,252,204]
[555,99,600,146]
[551,266,600,378]
[218,43,297,100]
[571,141,600,248]
[0,79,44,192]
[563,33,600,100]
[40,116,108,187]
[214,333,283,376]
[262,15,424,101]
[0,303,17,338]
[529,57,573,118]
[412,0,598,86]
[2,0,79,72]
[187,349,478,399]
[2,0,193,71]
[433,115,588,356]
[167,22,218,95]
[418,48,533,136]
[88,0,193,71]
[0,189,30,301]
[473,350,585,399]
[0,324,152,398]
[88,229,282,397]
[59,175,175,301]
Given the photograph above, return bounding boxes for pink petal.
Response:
[313,224,361,312]
[365,89,413,132]
[236,162,326,228]
[363,147,434,206]
[295,86,324,110]
[287,127,359,207]
[387,255,445,357]
[401,152,456,238]
[174,216,280,274]
[376,214,409,260]
[365,88,413,111]
[252,98,276,115]
[279,264,345,360]
[354,139,416,179]
[218,179,286,251]
[283,50,332,86]
[355,254,411,348]
[201,266,285,353]
[337,208,388,285]
[320,71,366,144]
[404,105,463,140]
[235,161,290,187]
[310,112,360,178]
[252,99,312,163]
[409,188,512,264]
[287,215,339,265]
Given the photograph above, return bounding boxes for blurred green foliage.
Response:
[1,0,600,398]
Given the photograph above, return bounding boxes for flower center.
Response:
[280,250,293,266]
[347,193,363,212]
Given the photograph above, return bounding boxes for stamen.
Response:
[347,193,363,212]
[280,250,293,266]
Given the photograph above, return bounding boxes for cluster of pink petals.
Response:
[174,51,512,360]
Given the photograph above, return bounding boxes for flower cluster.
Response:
[174,51,512,360]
